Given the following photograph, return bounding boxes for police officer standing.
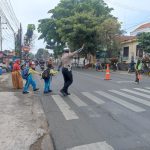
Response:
[59,45,84,96]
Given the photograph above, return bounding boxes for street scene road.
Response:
[38,69,150,150]
[1,0,150,150]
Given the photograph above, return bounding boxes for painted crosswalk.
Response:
[51,87,150,120]
[121,89,150,99]
[134,88,150,94]
[95,91,145,112]
[68,94,87,107]
[109,90,150,107]
[82,92,105,105]
[67,141,114,150]
[51,95,79,120]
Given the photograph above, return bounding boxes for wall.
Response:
[121,40,139,63]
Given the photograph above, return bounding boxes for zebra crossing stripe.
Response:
[52,95,79,120]
[134,88,150,94]
[110,90,150,107]
[145,87,150,90]
[82,92,105,105]
[67,141,114,150]
[95,91,145,112]
[121,89,150,99]
[68,94,87,107]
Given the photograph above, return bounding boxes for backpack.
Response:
[22,68,29,79]
[42,68,50,79]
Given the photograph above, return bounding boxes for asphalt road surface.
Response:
[37,68,150,150]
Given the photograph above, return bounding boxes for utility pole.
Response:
[19,23,22,60]
[0,16,2,51]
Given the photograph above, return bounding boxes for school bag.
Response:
[42,68,50,79]
[22,68,29,79]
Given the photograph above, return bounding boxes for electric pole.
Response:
[0,16,2,51]
[19,23,22,60]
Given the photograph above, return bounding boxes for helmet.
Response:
[63,47,70,52]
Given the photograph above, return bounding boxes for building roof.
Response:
[116,35,137,43]
[133,23,150,32]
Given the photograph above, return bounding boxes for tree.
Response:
[137,32,150,53]
[38,0,121,57]
[35,48,50,60]
[24,24,36,47]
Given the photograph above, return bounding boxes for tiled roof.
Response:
[116,35,136,42]
[133,23,150,32]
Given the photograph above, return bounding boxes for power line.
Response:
[0,0,19,31]
[105,0,150,13]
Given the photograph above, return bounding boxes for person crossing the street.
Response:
[23,62,40,94]
[58,44,84,96]
[135,58,142,84]
[42,59,58,94]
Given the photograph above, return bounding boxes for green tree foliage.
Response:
[137,32,150,53]
[35,48,50,60]
[24,24,36,46]
[38,0,121,57]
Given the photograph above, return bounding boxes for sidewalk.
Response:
[0,74,54,150]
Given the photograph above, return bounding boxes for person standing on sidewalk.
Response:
[12,59,23,89]
[135,59,142,84]
[59,45,84,96]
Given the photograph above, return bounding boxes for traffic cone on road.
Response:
[105,64,111,80]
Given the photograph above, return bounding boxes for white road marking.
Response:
[95,91,145,112]
[145,87,150,90]
[121,89,150,99]
[82,92,105,105]
[110,90,150,107]
[134,88,150,94]
[75,71,104,80]
[67,141,114,150]
[85,107,101,118]
[52,95,79,120]
[68,94,87,107]
[116,81,134,83]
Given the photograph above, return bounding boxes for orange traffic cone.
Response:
[105,64,111,80]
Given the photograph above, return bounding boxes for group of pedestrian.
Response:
[11,44,84,96]
[11,59,57,94]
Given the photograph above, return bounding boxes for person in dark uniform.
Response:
[59,45,84,96]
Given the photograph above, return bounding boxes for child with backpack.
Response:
[42,59,58,94]
[22,62,40,94]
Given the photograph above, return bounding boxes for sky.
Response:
[4,0,150,53]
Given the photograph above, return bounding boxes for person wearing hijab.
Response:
[12,59,23,89]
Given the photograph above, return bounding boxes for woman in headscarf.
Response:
[12,59,23,89]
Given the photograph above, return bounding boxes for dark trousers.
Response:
[62,67,73,93]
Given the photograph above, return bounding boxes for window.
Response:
[136,45,143,57]
[123,47,129,57]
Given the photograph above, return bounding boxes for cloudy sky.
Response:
[7,0,150,53]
